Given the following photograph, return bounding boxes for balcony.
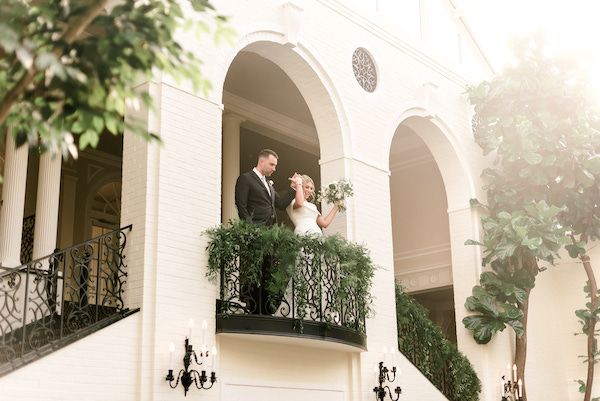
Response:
[206,221,374,350]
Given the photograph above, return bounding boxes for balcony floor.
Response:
[216,314,367,351]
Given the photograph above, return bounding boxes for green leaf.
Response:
[79,130,99,150]
[92,116,104,132]
[105,115,118,134]
[521,236,543,250]
[513,286,529,304]
[462,315,506,344]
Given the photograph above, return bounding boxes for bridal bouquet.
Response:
[316,179,353,212]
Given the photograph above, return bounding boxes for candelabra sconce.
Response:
[500,374,523,401]
[165,337,217,396]
[373,361,402,401]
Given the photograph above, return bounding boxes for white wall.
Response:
[0,314,141,401]
[527,246,600,400]
[0,1,540,401]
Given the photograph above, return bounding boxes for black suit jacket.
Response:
[235,171,295,226]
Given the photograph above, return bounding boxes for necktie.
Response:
[262,176,271,195]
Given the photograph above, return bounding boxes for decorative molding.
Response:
[394,242,451,262]
[418,81,440,110]
[319,155,391,175]
[446,0,496,74]
[352,48,378,92]
[282,1,304,47]
[223,91,319,154]
[396,263,453,292]
[316,0,470,87]
[87,164,104,184]
[396,262,452,274]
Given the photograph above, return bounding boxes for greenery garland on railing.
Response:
[205,220,374,332]
[396,285,481,401]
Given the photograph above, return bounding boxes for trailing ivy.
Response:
[396,285,481,401]
[205,220,374,332]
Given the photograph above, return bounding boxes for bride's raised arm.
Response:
[289,174,304,208]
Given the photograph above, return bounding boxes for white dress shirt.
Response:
[253,167,271,195]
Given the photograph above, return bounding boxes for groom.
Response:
[235,149,297,226]
[234,149,297,314]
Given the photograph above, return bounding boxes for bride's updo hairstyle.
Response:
[301,174,315,201]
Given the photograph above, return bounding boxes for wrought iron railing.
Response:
[396,285,481,401]
[20,215,35,265]
[207,222,374,347]
[0,225,132,367]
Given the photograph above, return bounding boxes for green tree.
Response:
[0,0,233,159]
[464,34,600,401]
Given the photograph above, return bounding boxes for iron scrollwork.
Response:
[0,225,132,368]
[217,236,367,335]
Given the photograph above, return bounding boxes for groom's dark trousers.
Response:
[235,171,295,314]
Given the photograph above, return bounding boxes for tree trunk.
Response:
[581,254,597,401]
[516,291,529,401]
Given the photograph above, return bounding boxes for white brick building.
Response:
[0,1,595,400]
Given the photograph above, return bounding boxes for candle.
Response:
[390,347,397,367]
[507,364,512,382]
[201,320,208,345]
[188,318,194,340]
[211,346,217,369]
[500,378,505,398]
[512,364,517,382]
[383,346,388,364]
[518,379,522,398]
[169,342,175,370]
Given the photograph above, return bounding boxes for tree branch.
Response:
[0,0,109,129]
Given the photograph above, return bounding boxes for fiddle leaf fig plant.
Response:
[464,32,600,401]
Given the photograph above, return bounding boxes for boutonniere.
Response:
[268,180,274,186]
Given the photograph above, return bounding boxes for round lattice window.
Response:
[352,48,377,92]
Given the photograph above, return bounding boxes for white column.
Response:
[0,135,29,267]
[32,152,62,259]
[221,112,244,223]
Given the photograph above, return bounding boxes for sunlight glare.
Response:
[460,0,600,104]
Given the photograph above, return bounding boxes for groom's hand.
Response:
[288,173,302,189]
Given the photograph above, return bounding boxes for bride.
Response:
[287,174,341,235]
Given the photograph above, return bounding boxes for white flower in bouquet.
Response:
[316,179,353,211]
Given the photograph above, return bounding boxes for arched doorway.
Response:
[389,123,456,342]
[221,50,321,226]
[218,37,349,234]
[216,35,358,401]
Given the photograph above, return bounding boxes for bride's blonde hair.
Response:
[301,174,315,201]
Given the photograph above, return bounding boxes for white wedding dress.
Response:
[286,199,322,235]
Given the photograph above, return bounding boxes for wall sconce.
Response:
[500,364,523,400]
[373,361,402,401]
[166,319,217,396]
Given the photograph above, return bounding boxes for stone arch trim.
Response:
[386,106,476,211]
[84,171,122,235]
[213,29,351,162]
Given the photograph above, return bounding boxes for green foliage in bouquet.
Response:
[316,179,353,211]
